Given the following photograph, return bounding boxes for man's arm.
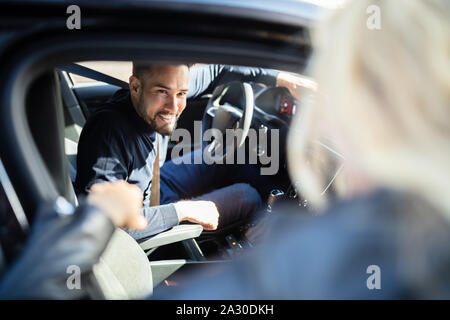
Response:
[187,64,313,100]
[125,200,219,241]
[187,64,280,99]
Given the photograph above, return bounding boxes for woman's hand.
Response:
[87,180,147,230]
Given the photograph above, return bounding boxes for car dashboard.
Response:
[254,85,298,124]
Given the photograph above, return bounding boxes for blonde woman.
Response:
[289,0,450,212]
[163,0,450,299]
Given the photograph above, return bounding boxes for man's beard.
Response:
[136,95,179,136]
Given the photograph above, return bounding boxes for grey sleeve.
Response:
[124,204,179,241]
[187,64,280,99]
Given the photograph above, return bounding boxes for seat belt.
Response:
[58,63,129,89]
[149,135,160,206]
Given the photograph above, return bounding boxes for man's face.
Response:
[130,65,189,136]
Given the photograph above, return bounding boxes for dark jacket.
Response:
[159,189,450,299]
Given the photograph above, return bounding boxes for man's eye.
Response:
[158,89,168,94]
[178,92,187,97]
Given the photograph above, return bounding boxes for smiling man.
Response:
[75,63,293,240]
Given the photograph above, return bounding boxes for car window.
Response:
[69,61,132,85]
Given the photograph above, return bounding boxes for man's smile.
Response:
[157,112,177,124]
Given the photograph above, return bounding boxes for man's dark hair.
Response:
[132,61,193,81]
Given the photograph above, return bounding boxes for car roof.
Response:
[1,0,327,28]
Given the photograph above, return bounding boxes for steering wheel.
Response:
[201,81,254,162]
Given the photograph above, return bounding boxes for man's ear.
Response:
[129,75,141,97]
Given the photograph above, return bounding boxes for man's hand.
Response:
[276,72,317,99]
[87,180,147,230]
[173,200,219,231]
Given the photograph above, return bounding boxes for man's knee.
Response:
[189,182,262,227]
[231,183,262,216]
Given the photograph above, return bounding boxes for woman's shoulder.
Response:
[263,189,450,298]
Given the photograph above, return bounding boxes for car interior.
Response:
[2,56,346,298]
[18,60,309,298]
[60,62,304,294]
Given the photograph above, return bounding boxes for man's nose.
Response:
[164,94,178,113]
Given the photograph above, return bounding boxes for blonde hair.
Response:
[288,0,450,214]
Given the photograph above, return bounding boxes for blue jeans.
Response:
[159,149,286,228]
